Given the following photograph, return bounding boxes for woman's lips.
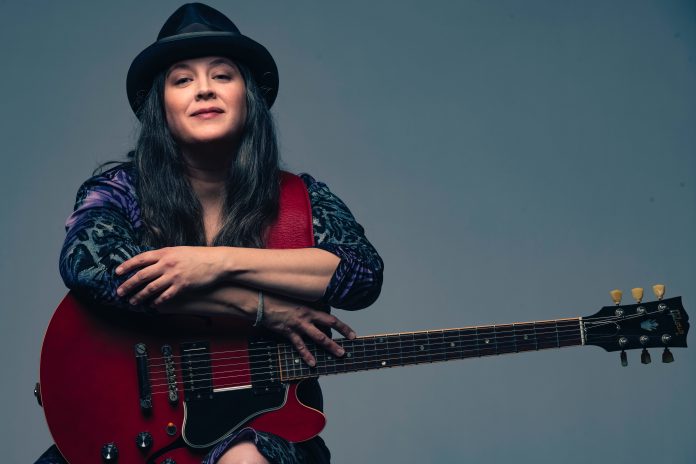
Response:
[192,111,223,119]
[191,107,224,117]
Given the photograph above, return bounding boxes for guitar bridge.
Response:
[134,342,152,411]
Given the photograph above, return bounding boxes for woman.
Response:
[36,3,383,463]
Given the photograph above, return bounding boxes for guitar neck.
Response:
[279,317,583,381]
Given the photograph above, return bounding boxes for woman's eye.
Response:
[174,77,190,85]
[214,74,231,80]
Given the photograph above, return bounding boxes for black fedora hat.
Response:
[127,2,278,116]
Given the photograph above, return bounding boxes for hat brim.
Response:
[127,31,278,116]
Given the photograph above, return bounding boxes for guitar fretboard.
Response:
[277,318,583,381]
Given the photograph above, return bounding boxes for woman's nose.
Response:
[195,82,215,100]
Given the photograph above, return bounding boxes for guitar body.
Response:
[40,293,326,464]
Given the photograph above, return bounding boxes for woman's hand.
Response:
[261,293,357,367]
[115,247,230,305]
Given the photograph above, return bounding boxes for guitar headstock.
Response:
[583,288,689,365]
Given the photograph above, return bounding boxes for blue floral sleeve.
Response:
[59,164,150,309]
[300,174,384,310]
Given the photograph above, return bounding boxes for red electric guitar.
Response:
[37,287,688,464]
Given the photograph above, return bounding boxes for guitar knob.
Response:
[640,348,651,364]
[163,459,176,464]
[620,350,628,367]
[662,347,674,363]
[101,443,119,462]
[135,432,152,450]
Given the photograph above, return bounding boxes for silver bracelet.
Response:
[253,291,264,327]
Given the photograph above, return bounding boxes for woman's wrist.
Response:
[219,246,245,282]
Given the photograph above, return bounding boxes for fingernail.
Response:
[309,360,316,367]
[349,331,357,339]
[129,299,137,305]
[116,288,123,296]
[115,267,122,275]
[337,348,345,356]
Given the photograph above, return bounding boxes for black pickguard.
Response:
[182,385,288,448]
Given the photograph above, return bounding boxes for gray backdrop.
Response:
[1,1,694,462]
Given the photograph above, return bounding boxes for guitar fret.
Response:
[353,337,366,372]
[413,332,431,364]
[536,321,560,349]
[494,324,517,355]
[477,325,497,356]
[557,319,583,347]
[334,339,350,374]
[514,323,537,352]
[401,333,415,366]
[441,329,458,361]
[429,330,446,362]
[386,335,400,367]
[458,328,478,359]
[281,344,288,381]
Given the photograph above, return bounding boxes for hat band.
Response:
[157,30,240,44]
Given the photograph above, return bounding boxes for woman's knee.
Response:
[216,441,270,464]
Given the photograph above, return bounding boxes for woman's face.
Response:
[163,56,247,148]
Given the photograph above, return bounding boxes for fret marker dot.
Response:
[294,359,300,364]
[484,339,490,344]
[347,352,352,358]
[419,345,425,351]
[450,342,455,347]
[523,335,529,340]
[379,337,385,342]
[381,361,387,366]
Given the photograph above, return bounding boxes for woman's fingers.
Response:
[115,249,163,276]
[129,275,173,305]
[302,323,346,358]
[117,263,163,298]
[261,296,358,367]
[287,332,316,367]
[312,311,357,340]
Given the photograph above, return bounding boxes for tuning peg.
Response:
[662,347,674,363]
[620,350,628,367]
[631,287,644,303]
[610,289,623,305]
[652,284,666,300]
[640,348,651,364]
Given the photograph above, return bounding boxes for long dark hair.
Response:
[131,61,280,248]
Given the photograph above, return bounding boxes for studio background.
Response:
[1,1,694,462]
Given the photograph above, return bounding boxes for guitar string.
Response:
[144,309,662,391]
[145,325,603,385]
[143,320,584,370]
[141,308,659,366]
[146,324,585,380]
[148,334,582,390]
[145,330,585,391]
[147,323,639,388]
[146,334,585,395]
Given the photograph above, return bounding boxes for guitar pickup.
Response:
[181,341,213,402]
[249,338,282,395]
[134,343,152,411]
